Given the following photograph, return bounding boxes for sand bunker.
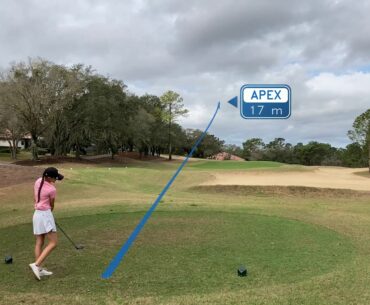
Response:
[203,167,370,192]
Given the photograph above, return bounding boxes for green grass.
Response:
[0,211,354,298]
[0,151,32,162]
[0,161,370,305]
[354,170,370,178]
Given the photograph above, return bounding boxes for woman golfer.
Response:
[29,167,64,280]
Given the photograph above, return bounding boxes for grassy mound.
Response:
[0,211,354,299]
[192,185,370,198]
[188,161,284,170]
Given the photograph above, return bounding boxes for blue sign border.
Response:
[239,84,291,119]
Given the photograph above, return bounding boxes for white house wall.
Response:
[0,140,25,149]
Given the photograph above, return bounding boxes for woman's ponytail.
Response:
[37,171,46,203]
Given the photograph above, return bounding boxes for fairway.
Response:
[0,160,370,305]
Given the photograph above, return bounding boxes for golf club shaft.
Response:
[55,222,78,249]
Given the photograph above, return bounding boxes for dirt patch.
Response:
[192,185,370,198]
[12,152,168,167]
[13,156,95,166]
[0,153,168,188]
[0,163,42,188]
[203,167,370,192]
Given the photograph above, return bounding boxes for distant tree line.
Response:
[0,58,223,160]
[0,58,368,171]
[223,109,370,171]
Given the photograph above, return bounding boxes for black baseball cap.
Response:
[44,167,64,180]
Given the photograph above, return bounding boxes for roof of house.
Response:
[0,131,32,140]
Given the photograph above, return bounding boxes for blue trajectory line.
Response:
[101,102,221,279]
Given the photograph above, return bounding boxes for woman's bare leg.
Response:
[35,232,57,266]
[34,234,45,261]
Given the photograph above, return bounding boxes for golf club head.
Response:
[75,244,84,250]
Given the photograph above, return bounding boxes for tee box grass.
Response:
[0,160,369,305]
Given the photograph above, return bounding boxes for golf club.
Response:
[55,221,84,250]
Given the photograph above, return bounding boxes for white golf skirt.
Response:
[33,209,57,235]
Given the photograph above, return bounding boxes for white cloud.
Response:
[0,0,369,147]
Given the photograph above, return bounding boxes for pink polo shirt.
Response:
[34,178,56,211]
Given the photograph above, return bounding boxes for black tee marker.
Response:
[101,102,221,279]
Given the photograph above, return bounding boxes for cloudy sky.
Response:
[1,0,369,147]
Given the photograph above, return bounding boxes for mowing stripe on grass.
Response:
[101,102,221,279]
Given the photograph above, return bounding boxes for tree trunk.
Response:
[7,139,17,160]
[368,141,370,173]
[13,139,18,159]
[31,134,39,160]
[54,146,62,157]
[168,103,172,161]
[75,143,81,159]
[367,123,370,173]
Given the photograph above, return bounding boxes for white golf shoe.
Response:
[39,268,53,276]
[29,263,41,280]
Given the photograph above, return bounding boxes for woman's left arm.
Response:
[50,197,55,211]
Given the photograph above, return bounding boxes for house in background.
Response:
[0,133,32,149]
